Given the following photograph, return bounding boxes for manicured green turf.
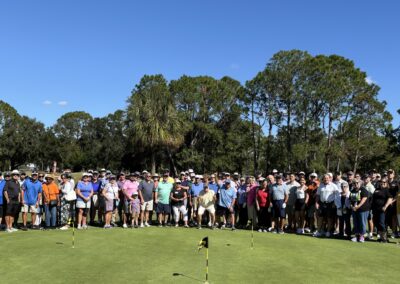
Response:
[1,227,400,283]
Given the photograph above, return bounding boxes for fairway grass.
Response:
[1,227,400,283]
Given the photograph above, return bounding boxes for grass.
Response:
[1,227,400,284]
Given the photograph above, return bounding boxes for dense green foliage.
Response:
[1,50,399,174]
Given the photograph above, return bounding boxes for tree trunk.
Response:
[286,102,292,172]
[265,117,273,176]
[251,95,258,175]
[326,107,333,172]
[166,147,178,177]
[151,151,156,175]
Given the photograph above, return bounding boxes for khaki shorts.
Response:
[141,200,154,211]
[192,197,199,211]
[198,205,215,215]
[21,204,38,213]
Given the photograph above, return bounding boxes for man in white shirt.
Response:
[286,173,300,232]
[314,174,340,238]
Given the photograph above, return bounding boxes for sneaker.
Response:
[184,225,189,228]
[207,222,212,227]
[231,226,236,231]
[123,224,128,229]
[82,225,88,230]
[325,232,331,238]
[313,231,322,237]
[21,226,28,231]
[351,237,358,242]
[6,228,13,233]
[263,229,267,233]
[301,229,305,234]
[304,227,311,233]
[267,227,274,232]
[359,236,365,243]
[145,222,150,227]
[198,226,202,230]
[77,225,82,230]
[221,224,226,229]
[158,224,163,228]
[60,225,69,231]
[258,229,263,233]
[175,224,179,228]
[11,228,18,232]
[278,229,284,234]
[140,224,145,228]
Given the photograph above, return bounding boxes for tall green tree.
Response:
[127,74,184,174]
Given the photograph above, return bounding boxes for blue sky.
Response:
[1,0,399,126]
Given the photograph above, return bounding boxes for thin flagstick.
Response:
[251,219,254,249]
[72,219,75,249]
[205,248,209,284]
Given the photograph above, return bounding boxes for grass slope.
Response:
[1,228,400,283]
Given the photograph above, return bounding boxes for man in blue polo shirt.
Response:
[208,174,220,194]
[21,172,43,230]
[217,180,237,230]
[190,175,204,224]
[90,171,103,226]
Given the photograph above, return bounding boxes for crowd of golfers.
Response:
[0,168,399,243]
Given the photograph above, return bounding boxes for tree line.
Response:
[1,49,400,175]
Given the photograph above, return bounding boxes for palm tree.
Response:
[127,75,184,174]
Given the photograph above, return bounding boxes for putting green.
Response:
[1,227,400,283]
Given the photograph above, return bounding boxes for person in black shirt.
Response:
[170,180,188,228]
[350,180,370,243]
[386,169,399,238]
[371,179,393,242]
[3,172,22,233]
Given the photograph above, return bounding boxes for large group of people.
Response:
[0,168,399,243]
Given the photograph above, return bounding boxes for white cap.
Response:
[299,171,306,175]
[190,173,196,177]
[175,179,182,183]
[233,172,239,176]
[310,172,317,177]
[11,170,20,175]
[327,172,333,178]
[195,175,201,179]
[258,177,265,181]
[272,169,278,173]
[188,169,194,173]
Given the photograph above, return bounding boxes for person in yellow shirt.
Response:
[197,185,217,229]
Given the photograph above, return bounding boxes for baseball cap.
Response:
[210,174,216,178]
[298,171,306,176]
[233,172,239,176]
[272,169,278,174]
[175,179,182,184]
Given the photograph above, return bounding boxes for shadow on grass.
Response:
[172,273,204,283]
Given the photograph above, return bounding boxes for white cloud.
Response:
[229,63,240,70]
[365,76,375,85]
[58,101,68,106]
[42,100,52,105]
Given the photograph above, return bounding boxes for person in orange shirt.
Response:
[42,174,60,228]
[305,173,320,233]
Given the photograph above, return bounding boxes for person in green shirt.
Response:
[155,173,173,227]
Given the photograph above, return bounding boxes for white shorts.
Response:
[21,204,39,213]
[172,205,188,222]
[141,200,154,211]
[198,205,215,215]
[76,200,91,209]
